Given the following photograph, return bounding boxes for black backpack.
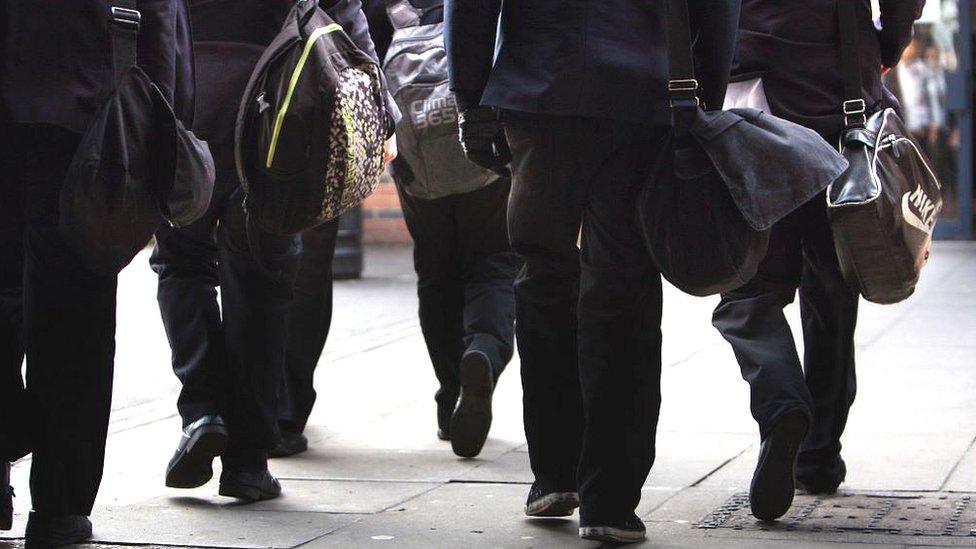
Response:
[382,0,498,199]
[59,2,215,275]
[235,0,388,235]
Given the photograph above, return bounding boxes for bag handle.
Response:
[663,0,700,136]
[837,0,868,127]
[110,0,140,83]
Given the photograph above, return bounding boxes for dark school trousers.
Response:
[395,175,518,432]
[503,113,669,523]
[0,123,116,515]
[712,189,858,483]
[150,142,301,468]
[277,219,339,434]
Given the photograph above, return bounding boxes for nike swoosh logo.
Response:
[902,192,933,234]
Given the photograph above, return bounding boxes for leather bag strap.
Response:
[110,0,140,83]
[837,0,867,127]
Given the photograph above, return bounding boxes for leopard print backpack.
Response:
[235,0,389,235]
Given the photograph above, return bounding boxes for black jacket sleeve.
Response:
[444,0,502,111]
[878,0,926,68]
[688,0,740,111]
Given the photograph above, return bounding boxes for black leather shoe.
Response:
[436,428,450,441]
[269,431,308,458]
[450,350,494,458]
[797,457,847,495]
[579,514,646,544]
[1,462,12,531]
[165,415,229,489]
[24,513,92,549]
[524,482,579,518]
[750,410,809,521]
[218,468,282,501]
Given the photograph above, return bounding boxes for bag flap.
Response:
[691,108,850,231]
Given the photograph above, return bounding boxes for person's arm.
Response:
[878,0,926,69]
[444,0,502,111]
[688,0,740,111]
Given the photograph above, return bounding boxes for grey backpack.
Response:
[382,0,497,199]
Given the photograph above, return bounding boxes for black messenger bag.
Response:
[827,0,943,304]
[59,2,215,275]
[639,0,850,296]
[235,0,388,235]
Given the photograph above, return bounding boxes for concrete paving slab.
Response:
[302,482,597,549]
[239,479,440,514]
[92,497,362,548]
[269,444,487,483]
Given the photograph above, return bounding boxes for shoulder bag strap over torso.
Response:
[663,0,701,137]
[110,0,141,83]
[837,0,868,128]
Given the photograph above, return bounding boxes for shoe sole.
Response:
[525,492,580,517]
[269,439,309,459]
[218,483,282,502]
[165,425,229,489]
[750,411,808,521]
[450,352,493,458]
[579,526,646,544]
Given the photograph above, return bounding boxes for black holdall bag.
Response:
[827,0,942,305]
[59,2,215,276]
[639,0,850,297]
[382,0,497,199]
[235,0,389,236]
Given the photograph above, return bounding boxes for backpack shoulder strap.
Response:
[385,0,424,29]
[110,0,140,83]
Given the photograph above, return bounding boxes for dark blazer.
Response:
[190,0,396,144]
[445,0,740,125]
[733,0,925,136]
[1,0,194,133]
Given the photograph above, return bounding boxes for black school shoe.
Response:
[24,513,92,549]
[449,350,494,458]
[165,415,229,489]
[797,456,847,495]
[579,514,647,544]
[750,410,810,521]
[218,468,282,502]
[1,462,12,531]
[269,430,308,458]
[524,483,579,518]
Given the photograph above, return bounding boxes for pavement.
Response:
[2,242,975,549]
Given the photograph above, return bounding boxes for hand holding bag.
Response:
[639,0,850,296]
[827,0,943,304]
[59,2,215,275]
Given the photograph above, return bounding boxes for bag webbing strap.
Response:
[385,0,426,29]
[837,0,867,127]
[664,0,700,135]
[110,0,140,83]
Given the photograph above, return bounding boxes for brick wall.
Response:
[363,173,411,244]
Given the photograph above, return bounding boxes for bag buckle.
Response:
[843,99,866,127]
[111,6,141,31]
[668,79,700,107]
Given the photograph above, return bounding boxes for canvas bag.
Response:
[381,0,497,199]
[235,0,388,235]
[827,0,943,304]
[59,2,216,275]
[639,0,849,296]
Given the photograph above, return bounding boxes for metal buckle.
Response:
[111,6,141,30]
[843,99,866,127]
[668,79,700,107]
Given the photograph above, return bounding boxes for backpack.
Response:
[235,0,388,235]
[382,0,497,199]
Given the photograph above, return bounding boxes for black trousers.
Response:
[277,219,339,434]
[395,175,518,432]
[504,114,668,523]
[0,124,116,515]
[151,143,301,467]
[712,192,858,482]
